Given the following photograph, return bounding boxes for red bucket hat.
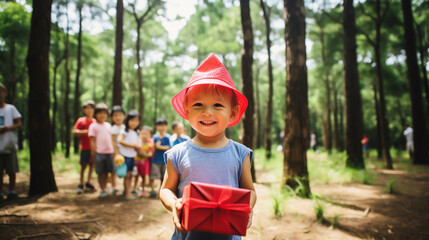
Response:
[171,53,248,127]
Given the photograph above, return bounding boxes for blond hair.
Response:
[182,84,238,108]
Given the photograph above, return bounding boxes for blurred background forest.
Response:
[1,0,429,190]
[2,0,428,154]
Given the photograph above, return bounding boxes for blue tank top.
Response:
[164,139,253,240]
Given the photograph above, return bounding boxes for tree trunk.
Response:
[401,0,429,164]
[374,43,392,168]
[73,2,83,154]
[370,0,392,168]
[333,86,339,151]
[260,0,274,159]
[136,21,144,119]
[112,0,124,106]
[240,0,256,182]
[416,24,429,117]
[343,0,365,169]
[7,39,17,105]
[372,80,382,159]
[283,0,311,196]
[254,63,262,149]
[339,97,345,151]
[320,26,332,153]
[26,0,58,195]
[64,3,71,158]
[51,60,61,152]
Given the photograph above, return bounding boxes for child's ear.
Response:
[184,104,190,118]
[229,105,240,123]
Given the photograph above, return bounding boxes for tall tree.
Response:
[64,0,71,158]
[260,0,274,159]
[415,23,429,117]
[343,0,364,169]
[358,0,392,169]
[283,0,311,196]
[26,0,58,195]
[73,0,84,154]
[129,0,163,121]
[50,7,65,152]
[317,12,332,153]
[240,0,256,181]
[112,0,124,106]
[401,0,429,164]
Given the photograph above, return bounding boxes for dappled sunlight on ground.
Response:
[1,153,429,239]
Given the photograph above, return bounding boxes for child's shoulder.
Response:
[229,139,251,150]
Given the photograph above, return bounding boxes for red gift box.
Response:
[181,181,251,236]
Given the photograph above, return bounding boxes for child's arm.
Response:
[118,133,140,150]
[111,134,120,156]
[73,128,89,137]
[160,159,186,232]
[0,118,22,134]
[155,141,171,151]
[239,154,257,228]
[90,136,96,156]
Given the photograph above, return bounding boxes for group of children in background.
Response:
[73,101,190,200]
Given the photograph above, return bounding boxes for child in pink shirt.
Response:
[88,103,115,198]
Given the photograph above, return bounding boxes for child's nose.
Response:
[202,106,214,115]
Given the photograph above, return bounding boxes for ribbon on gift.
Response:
[184,186,251,234]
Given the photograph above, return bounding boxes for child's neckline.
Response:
[190,138,232,150]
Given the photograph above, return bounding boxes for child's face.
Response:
[156,124,167,135]
[184,85,238,138]
[83,106,94,118]
[128,116,140,130]
[112,111,125,125]
[140,129,151,141]
[175,123,185,136]
[95,111,108,123]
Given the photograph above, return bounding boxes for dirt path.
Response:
[1,163,429,240]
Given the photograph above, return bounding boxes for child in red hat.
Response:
[160,53,256,240]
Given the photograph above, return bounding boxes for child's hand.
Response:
[114,154,125,165]
[247,209,253,228]
[172,198,186,232]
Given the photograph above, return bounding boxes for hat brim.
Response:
[171,79,248,127]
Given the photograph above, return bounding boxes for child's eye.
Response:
[193,103,203,107]
[214,103,224,108]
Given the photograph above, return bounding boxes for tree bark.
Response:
[260,0,274,159]
[240,0,256,182]
[254,63,262,149]
[416,24,429,117]
[283,0,311,196]
[401,0,429,164]
[343,0,365,169]
[372,79,382,159]
[319,26,332,153]
[112,0,124,106]
[26,0,58,195]
[333,86,339,150]
[136,21,144,118]
[64,2,71,158]
[73,2,83,154]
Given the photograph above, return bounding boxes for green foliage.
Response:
[384,178,397,194]
[307,151,376,185]
[313,198,324,223]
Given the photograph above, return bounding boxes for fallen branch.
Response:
[0,214,29,218]
[16,232,64,239]
[0,218,101,226]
